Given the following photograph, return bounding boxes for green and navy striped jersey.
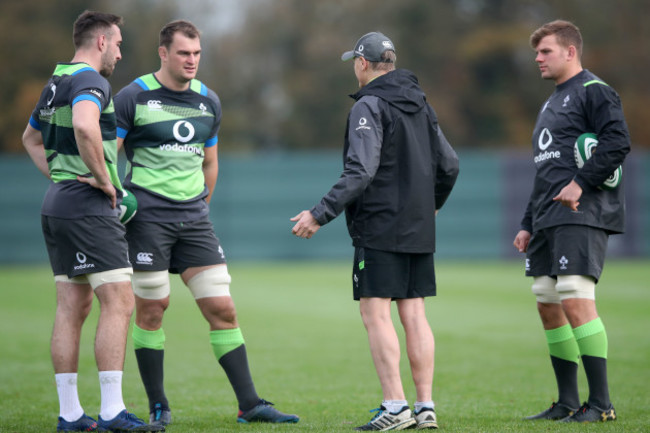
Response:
[115,73,221,222]
[29,62,122,218]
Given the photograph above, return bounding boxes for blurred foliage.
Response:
[1,0,648,153]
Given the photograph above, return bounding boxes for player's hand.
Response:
[513,230,531,253]
[553,180,582,212]
[291,210,321,239]
[77,175,117,209]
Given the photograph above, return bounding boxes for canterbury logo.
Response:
[136,252,153,264]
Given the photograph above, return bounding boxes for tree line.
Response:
[1,0,647,154]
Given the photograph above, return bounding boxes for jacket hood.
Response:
[352,69,426,114]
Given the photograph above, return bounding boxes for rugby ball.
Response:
[574,132,622,190]
[119,189,138,224]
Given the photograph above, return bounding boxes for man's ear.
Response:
[97,34,106,52]
[359,56,369,71]
[566,45,577,61]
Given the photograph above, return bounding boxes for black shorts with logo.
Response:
[42,215,131,278]
[125,216,226,274]
[525,224,609,281]
[352,247,436,301]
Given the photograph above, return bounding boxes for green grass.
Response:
[1,260,649,432]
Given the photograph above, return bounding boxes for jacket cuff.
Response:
[573,174,589,190]
[310,205,328,226]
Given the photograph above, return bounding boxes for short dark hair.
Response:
[73,10,123,49]
[530,20,583,58]
[159,20,201,49]
[369,50,397,72]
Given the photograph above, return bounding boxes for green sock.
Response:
[132,324,165,350]
[573,317,608,359]
[210,328,245,359]
[210,328,259,410]
[132,325,168,410]
[546,324,580,362]
[545,324,580,408]
[574,317,611,408]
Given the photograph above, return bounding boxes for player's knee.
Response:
[211,300,238,326]
[531,276,560,304]
[556,275,595,301]
[132,270,170,300]
[186,265,231,300]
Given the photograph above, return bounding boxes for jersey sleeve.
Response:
[29,108,41,130]
[114,82,140,139]
[205,88,222,148]
[310,96,383,226]
[574,83,631,189]
[70,70,110,113]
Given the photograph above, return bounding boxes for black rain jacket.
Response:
[311,69,459,253]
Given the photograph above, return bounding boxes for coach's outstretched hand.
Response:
[291,210,321,239]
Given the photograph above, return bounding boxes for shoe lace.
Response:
[368,407,385,422]
[257,399,275,407]
[124,412,146,426]
[576,402,590,416]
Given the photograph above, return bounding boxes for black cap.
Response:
[341,32,395,62]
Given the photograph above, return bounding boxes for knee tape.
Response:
[132,270,171,300]
[556,275,595,301]
[186,266,231,299]
[531,276,560,304]
[55,268,133,290]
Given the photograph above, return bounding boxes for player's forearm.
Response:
[75,125,111,185]
[22,125,50,179]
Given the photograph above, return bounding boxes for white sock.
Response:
[382,400,409,414]
[414,401,435,413]
[55,373,84,421]
[99,371,126,420]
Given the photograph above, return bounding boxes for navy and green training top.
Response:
[114,73,221,222]
[29,62,121,218]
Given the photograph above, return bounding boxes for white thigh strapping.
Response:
[531,275,560,304]
[131,270,171,300]
[555,275,596,301]
[186,265,231,299]
[55,267,133,290]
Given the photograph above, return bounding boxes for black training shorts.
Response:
[525,224,609,281]
[352,247,436,301]
[125,216,226,274]
[42,215,131,278]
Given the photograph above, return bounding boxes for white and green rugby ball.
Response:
[574,132,622,191]
[119,189,138,224]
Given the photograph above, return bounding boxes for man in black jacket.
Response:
[291,32,459,431]
[514,20,630,423]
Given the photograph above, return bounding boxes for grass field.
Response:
[0,260,648,432]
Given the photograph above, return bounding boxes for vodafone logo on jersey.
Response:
[158,120,203,156]
[173,120,195,143]
[534,127,560,163]
[538,128,552,150]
